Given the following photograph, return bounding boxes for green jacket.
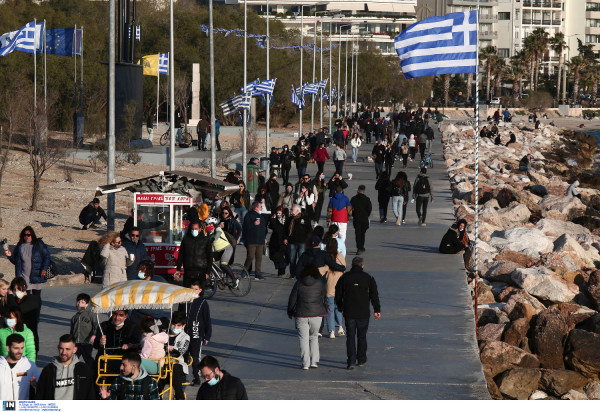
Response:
[0,325,36,362]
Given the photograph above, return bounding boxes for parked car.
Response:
[490,97,501,105]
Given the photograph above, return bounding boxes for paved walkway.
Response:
[35,133,489,400]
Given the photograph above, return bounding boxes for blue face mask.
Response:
[207,376,219,386]
[191,230,199,237]
[171,328,183,335]
[138,272,146,279]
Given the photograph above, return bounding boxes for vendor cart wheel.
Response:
[228,264,251,297]
[204,273,217,299]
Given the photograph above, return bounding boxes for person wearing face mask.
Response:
[99,232,134,288]
[277,183,295,213]
[175,222,213,288]
[204,217,237,286]
[69,293,97,371]
[196,355,247,400]
[279,145,294,185]
[186,280,212,386]
[0,307,36,363]
[312,173,326,224]
[122,227,149,280]
[268,206,289,277]
[166,311,190,399]
[9,278,41,355]
[136,259,167,283]
[265,173,280,208]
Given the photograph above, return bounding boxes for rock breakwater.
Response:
[442,121,600,400]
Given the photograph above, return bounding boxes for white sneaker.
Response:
[338,328,345,336]
[396,216,402,226]
[329,331,335,339]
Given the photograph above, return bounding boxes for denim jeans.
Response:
[295,317,321,368]
[352,147,358,161]
[235,206,248,224]
[345,317,369,366]
[297,167,307,178]
[289,243,306,278]
[325,296,343,333]
[391,196,404,218]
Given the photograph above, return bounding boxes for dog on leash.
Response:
[347,173,353,181]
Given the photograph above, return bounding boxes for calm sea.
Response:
[583,129,600,175]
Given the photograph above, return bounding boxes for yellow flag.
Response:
[138,54,159,76]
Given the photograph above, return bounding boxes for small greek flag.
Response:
[220,93,251,116]
[394,11,478,79]
[158,53,169,74]
[255,78,276,95]
[136,25,141,41]
[291,85,304,109]
[303,82,319,95]
[318,79,328,90]
[322,91,329,105]
[243,79,260,95]
[0,21,45,57]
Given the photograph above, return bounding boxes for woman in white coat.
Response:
[350,133,362,163]
[99,232,134,287]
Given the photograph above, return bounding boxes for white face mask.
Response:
[6,318,16,328]
[191,230,199,237]
[15,291,25,299]
[138,272,146,279]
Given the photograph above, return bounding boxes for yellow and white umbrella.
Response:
[92,280,196,314]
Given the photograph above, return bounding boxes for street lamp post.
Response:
[319,21,323,129]
[350,33,354,116]
[355,36,358,115]
[311,12,317,133]
[328,24,332,134]
[266,0,270,157]
[209,0,216,177]
[344,34,348,116]
[243,0,247,182]
[337,24,351,119]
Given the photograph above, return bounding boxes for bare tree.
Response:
[174,74,191,125]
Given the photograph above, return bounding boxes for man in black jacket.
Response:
[335,257,381,370]
[284,205,312,279]
[37,334,95,400]
[122,227,149,280]
[296,236,346,275]
[176,222,213,288]
[78,197,107,230]
[242,202,267,280]
[350,185,372,254]
[371,141,385,179]
[196,355,247,400]
[327,173,348,198]
[280,145,294,185]
[295,144,310,178]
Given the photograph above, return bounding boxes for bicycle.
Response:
[420,152,433,169]
[160,126,193,147]
[204,262,251,299]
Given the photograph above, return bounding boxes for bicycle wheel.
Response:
[180,131,192,147]
[160,131,170,146]
[228,263,251,297]
[204,272,217,299]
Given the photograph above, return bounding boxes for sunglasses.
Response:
[24,233,32,237]
[131,234,140,238]
[113,241,122,245]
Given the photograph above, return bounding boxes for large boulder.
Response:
[479,341,540,377]
[511,267,578,303]
[536,218,595,244]
[489,227,553,258]
[482,261,523,283]
[539,369,590,398]
[476,279,496,304]
[561,389,589,400]
[495,368,541,400]
[530,309,570,369]
[527,170,550,186]
[564,329,600,379]
[585,270,600,311]
[496,203,531,228]
[578,313,600,334]
[502,290,546,320]
[495,249,539,267]
[550,234,598,269]
[502,317,531,348]
[584,381,600,400]
[539,195,587,221]
[477,323,506,343]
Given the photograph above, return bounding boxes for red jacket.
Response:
[313,148,330,162]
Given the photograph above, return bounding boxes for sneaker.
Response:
[318,332,323,337]
[402,220,406,224]
[347,365,355,370]
[338,328,345,336]
[357,362,366,367]
[310,363,318,368]
[329,331,335,339]
[255,274,265,281]
[302,366,309,370]
[421,221,427,227]
[81,225,88,230]
[396,216,402,226]
[233,279,240,288]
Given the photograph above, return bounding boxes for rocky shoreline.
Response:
[441,121,600,400]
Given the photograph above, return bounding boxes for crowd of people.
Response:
[0,106,469,400]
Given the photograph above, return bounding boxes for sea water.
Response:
[584,129,600,175]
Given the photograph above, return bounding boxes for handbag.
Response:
[44,261,57,280]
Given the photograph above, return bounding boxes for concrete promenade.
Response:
[34,133,489,400]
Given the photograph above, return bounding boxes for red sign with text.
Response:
[146,244,180,275]
[136,194,191,204]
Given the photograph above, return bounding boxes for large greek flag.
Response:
[0,21,45,57]
[255,78,276,95]
[303,82,319,95]
[394,11,478,79]
[220,93,251,116]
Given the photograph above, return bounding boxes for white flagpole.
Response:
[319,22,323,129]
[81,26,84,113]
[350,34,354,115]
[156,71,160,127]
[474,4,481,328]
[328,25,332,134]
[43,20,46,111]
[266,0,270,157]
[311,13,317,133]
[299,7,304,137]
[34,18,37,139]
[243,0,247,182]
[169,0,175,171]
[74,25,77,114]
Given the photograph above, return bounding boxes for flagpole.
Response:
[299,7,304,137]
[169,0,175,171]
[350,33,354,116]
[319,21,323,129]
[43,20,46,112]
[265,0,270,158]
[209,0,217,177]
[474,4,481,328]
[344,35,348,116]
[74,25,77,116]
[81,27,84,113]
[156,72,160,129]
[243,0,247,182]
[337,26,341,119]
[355,36,358,116]
[328,25,332,134]
[108,0,116,231]
[311,12,317,133]
[34,18,37,147]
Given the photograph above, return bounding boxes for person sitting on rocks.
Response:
[519,154,533,171]
[490,124,499,137]
[505,132,517,147]
[479,126,488,138]
[566,180,582,199]
[439,219,472,267]
[494,135,502,146]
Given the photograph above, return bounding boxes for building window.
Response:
[588,19,600,27]
[498,48,510,58]
[586,34,600,43]
[498,12,510,20]
[587,2,600,11]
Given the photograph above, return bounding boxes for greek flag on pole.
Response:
[394,11,478,79]
[220,94,250,116]
[243,79,260,95]
[303,82,319,95]
[318,79,328,90]
[255,78,276,95]
[291,85,304,109]
[158,53,169,74]
[136,25,141,41]
[0,21,44,57]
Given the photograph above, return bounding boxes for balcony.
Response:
[523,0,561,7]
[552,19,561,25]
[479,30,498,39]
[480,15,498,22]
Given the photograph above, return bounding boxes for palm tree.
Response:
[583,62,600,101]
[523,36,536,91]
[479,46,497,100]
[550,33,567,102]
[504,59,526,106]
[443,74,450,107]
[569,55,588,101]
[492,59,505,98]
[466,72,473,101]
[531,28,549,90]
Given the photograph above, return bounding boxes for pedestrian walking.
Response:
[312,172,327,224]
[350,185,372,255]
[121,227,149,280]
[70,293,98,372]
[326,186,352,242]
[284,205,312,279]
[413,167,434,226]
[242,202,268,280]
[391,171,411,226]
[350,132,361,162]
[332,143,347,176]
[277,183,295,211]
[215,118,222,151]
[287,265,328,370]
[175,222,213,287]
[384,142,395,176]
[371,140,385,179]
[418,130,427,160]
[295,144,310,178]
[408,134,416,160]
[312,143,330,174]
[268,207,289,277]
[5,226,51,292]
[99,232,134,288]
[335,257,381,370]
[230,183,251,226]
[400,138,409,168]
[280,145,294,185]
[196,355,248,400]
[375,171,392,223]
[324,238,345,339]
[185,280,212,386]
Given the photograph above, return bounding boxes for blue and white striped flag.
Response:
[394,11,478,79]
[136,25,141,41]
[158,53,169,74]
[303,82,319,95]
[318,79,328,90]
[255,78,276,95]
[220,93,251,116]
[0,21,45,57]
[243,79,260,95]
[291,85,304,109]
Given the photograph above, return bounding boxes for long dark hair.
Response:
[326,238,338,260]
[394,171,407,187]
[18,226,38,245]
[5,306,24,332]
[298,264,321,279]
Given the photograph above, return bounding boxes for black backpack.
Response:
[415,176,430,195]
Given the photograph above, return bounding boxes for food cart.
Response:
[95,170,238,278]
